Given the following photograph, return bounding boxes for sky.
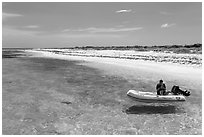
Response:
[2,2,202,48]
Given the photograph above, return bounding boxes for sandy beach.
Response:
[30,50,202,94]
[2,49,202,135]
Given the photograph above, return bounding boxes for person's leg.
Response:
[157,90,161,95]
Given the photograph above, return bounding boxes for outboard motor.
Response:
[182,90,191,96]
[171,85,190,96]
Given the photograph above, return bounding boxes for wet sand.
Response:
[2,51,202,135]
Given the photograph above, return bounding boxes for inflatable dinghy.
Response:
[127,90,186,103]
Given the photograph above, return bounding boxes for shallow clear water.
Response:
[2,51,202,135]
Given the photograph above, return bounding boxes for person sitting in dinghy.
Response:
[156,80,166,95]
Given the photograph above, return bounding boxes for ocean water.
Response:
[2,50,202,135]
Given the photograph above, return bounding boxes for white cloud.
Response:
[161,23,175,28]
[116,9,132,13]
[23,25,40,29]
[2,12,23,21]
[63,27,143,33]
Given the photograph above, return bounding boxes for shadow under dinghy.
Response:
[127,90,186,103]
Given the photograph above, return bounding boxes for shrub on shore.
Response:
[69,43,202,54]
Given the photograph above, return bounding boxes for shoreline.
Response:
[26,50,202,80]
[3,50,202,135]
[33,49,202,67]
[26,49,202,97]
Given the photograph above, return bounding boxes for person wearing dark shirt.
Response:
[156,80,166,95]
